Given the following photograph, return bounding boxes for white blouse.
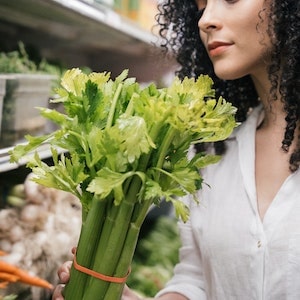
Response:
[157,106,300,300]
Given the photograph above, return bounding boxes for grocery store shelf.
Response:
[0,0,174,82]
[0,0,155,47]
[50,0,155,45]
[0,143,63,172]
[0,0,177,174]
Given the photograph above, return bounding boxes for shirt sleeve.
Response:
[155,197,207,300]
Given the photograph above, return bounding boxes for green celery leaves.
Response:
[10,68,238,222]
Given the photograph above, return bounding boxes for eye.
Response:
[195,0,206,10]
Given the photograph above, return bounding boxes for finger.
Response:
[122,285,141,300]
[57,261,72,283]
[52,283,65,300]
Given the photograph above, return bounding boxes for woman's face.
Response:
[196,0,272,80]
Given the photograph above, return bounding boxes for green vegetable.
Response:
[8,184,25,199]
[128,216,181,297]
[10,68,237,299]
[6,184,26,207]
[2,295,18,300]
[6,195,25,207]
[0,41,61,76]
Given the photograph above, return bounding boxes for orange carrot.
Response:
[14,269,53,289]
[0,261,17,274]
[0,281,9,288]
[0,261,53,289]
[0,272,19,282]
[0,251,7,256]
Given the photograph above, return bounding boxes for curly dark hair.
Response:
[156,0,300,171]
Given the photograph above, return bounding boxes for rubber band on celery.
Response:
[73,251,131,283]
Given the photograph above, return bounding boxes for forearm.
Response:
[155,292,188,300]
[123,284,187,300]
[140,293,187,300]
[140,293,188,300]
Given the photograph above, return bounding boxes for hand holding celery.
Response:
[10,68,237,299]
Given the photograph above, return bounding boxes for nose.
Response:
[198,5,222,33]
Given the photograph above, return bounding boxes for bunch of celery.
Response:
[10,68,237,299]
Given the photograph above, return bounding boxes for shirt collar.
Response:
[230,104,264,140]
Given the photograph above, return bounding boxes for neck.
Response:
[251,71,299,154]
[251,72,286,131]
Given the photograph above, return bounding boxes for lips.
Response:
[207,41,233,57]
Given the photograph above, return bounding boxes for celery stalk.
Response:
[103,221,141,299]
[82,199,135,299]
[63,197,107,299]
[83,172,143,299]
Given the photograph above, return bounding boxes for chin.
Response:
[213,65,246,81]
[215,72,244,81]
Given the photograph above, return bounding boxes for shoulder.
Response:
[201,105,263,179]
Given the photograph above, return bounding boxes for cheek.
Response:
[199,29,206,46]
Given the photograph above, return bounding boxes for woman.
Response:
[53,0,300,299]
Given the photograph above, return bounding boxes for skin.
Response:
[197,0,295,221]
[196,0,271,81]
[53,0,295,298]
[52,256,186,300]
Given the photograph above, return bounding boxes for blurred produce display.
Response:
[0,42,62,147]
[91,0,158,31]
[0,172,180,299]
[0,174,82,300]
[128,216,181,297]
